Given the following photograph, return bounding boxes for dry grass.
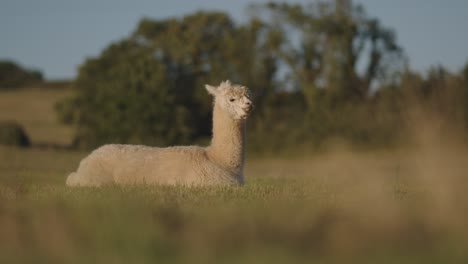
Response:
[0,87,75,145]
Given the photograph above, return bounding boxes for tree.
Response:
[0,60,43,89]
[255,1,404,106]
[58,12,279,149]
[133,12,279,121]
[58,40,194,148]
[58,5,411,151]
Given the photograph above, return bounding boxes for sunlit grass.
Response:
[1,146,468,263]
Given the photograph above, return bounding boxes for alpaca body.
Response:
[66,80,252,187]
[66,144,242,186]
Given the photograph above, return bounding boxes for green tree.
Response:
[58,11,279,149]
[58,40,194,148]
[0,60,43,89]
[133,12,279,122]
[243,1,406,149]
[58,5,413,151]
[256,1,404,106]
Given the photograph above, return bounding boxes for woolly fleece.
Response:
[66,80,253,187]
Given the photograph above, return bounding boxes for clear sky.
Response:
[1,0,467,80]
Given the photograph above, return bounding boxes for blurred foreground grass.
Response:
[1,146,468,264]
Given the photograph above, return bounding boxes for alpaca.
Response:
[66,80,253,187]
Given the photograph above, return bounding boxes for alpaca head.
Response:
[205,80,254,120]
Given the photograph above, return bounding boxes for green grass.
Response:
[1,87,468,263]
[1,146,468,264]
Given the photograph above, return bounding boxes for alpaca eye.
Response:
[229,98,235,102]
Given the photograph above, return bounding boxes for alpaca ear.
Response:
[205,84,217,96]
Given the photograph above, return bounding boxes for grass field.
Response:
[1,88,468,263]
[0,87,74,145]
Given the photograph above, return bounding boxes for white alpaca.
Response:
[66,80,253,187]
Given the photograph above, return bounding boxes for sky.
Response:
[1,0,467,80]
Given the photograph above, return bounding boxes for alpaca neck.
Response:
[208,103,246,173]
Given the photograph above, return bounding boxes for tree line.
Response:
[0,60,43,89]
[55,1,468,152]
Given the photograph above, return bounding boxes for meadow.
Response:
[1,88,468,263]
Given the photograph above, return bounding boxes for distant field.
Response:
[0,87,75,145]
[1,88,468,263]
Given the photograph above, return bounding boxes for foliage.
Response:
[58,40,194,148]
[57,1,468,151]
[0,60,43,89]
[0,121,30,147]
[59,12,278,149]
[245,1,408,152]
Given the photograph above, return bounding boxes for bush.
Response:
[0,60,43,89]
[0,121,30,147]
[57,40,200,149]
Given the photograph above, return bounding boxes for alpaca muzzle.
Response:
[242,105,253,114]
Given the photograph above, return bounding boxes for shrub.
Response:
[0,60,43,89]
[0,121,30,147]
